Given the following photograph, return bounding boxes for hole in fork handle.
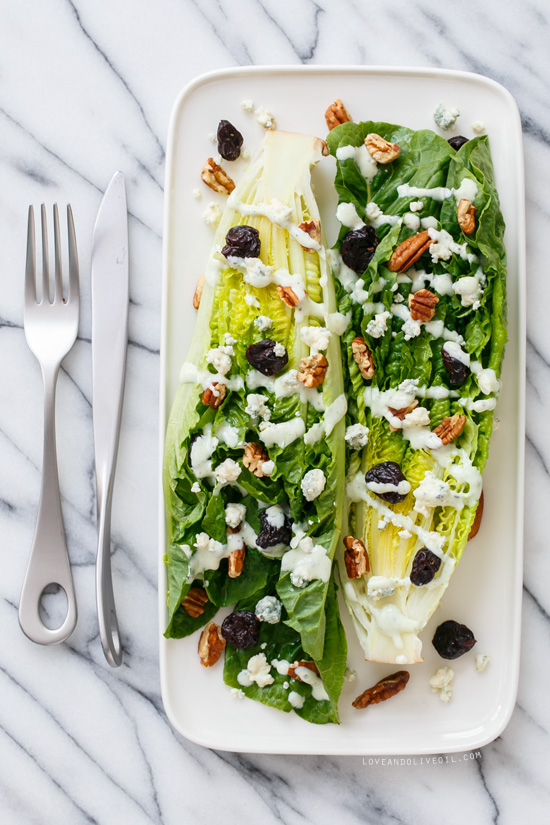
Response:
[39,583,69,631]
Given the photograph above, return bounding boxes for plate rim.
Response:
[158,64,526,755]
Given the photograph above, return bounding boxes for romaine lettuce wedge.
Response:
[327,122,506,663]
[163,130,346,721]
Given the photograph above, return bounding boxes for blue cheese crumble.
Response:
[255,595,282,624]
[433,103,461,131]
[301,468,326,501]
[345,423,369,450]
[366,310,391,339]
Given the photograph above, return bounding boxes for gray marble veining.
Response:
[1,0,549,822]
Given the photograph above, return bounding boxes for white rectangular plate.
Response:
[159,66,525,755]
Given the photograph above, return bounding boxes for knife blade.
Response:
[91,171,129,667]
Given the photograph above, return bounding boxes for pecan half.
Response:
[198,621,226,667]
[228,547,246,578]
[457,198,476,235]
[468,490,484,540]
[297,353,328,388]
[298,219,321,245]
[408,288,439,322]
[243,442,270,478]
[343,535,370,578]
[277,284,301,307]
[388,399,419,433]
[352,670,410,709]
[200,157,235,194]
[351,336,375,380]
[388,230,434,273]
[288,660,320,680]
[325,98,352,130]
[201,382,227,410]
[432,413,466,445]
[193,274,205,309]
[365,133,401,164]
[182,587,209,618]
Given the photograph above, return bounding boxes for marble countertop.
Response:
[0,1,548,822]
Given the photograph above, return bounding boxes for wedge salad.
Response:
[327,122,506,664]
[163,109,507,724]
[164,130,348,724]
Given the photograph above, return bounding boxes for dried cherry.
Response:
[442,346,469,388]
[256,510,293,548]
[365,461,408,504]
[217,119,244,161]
[341,225,379,274]
[246,339,288,376]
[447,135,469,151]
[221,610,260,649]
[432,619,476,659]
[222,225,261,259]
[410,548,442,586]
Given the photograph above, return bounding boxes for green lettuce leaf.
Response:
[205,549,277,607]
[223,577,343,724]
[331,123,507,663]
[163,131,347,721]
[165,598,218,640]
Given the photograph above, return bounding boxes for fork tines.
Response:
[26,204,79,305]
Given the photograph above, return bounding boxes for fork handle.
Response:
[19,364,78,645]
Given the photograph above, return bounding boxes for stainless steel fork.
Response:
[19,204,79,645]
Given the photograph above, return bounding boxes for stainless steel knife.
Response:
[91,171,129,667]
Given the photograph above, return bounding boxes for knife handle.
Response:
[96,480,122,667]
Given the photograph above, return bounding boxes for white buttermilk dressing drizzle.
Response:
[205,258,224,287]
[421,216,439,230]
[280,537,331,588]
[453,268,486,308]
[442,343,501,396]
[246,369,326,412]
[223,256,326,322]
[227,194,322,250]
[327,311,352,335]
[442,340,470,366]
[324,394,347,435]
[365,201,402,229]
[184,521,262,581]
[336,201,365,230]
[346,472,446,555]
[259,418,306,448]
[225,256,303,291]
[397,177,478,204]
[369,604,420,649]
[428,227,478,265]
[389,301,467,345]
[335,144,357,162]
[303,422,325,445]
[214,422,241,448]
[366,479,412,496]
[397,184,452,202]
[403,213,421,231]
[294,666,329,701]
[336,143,378,182]
[189,425,218,479]
[459,396,497,412]
[407,267,454,297]
[288,691,305,709]
[179,361,244,392]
